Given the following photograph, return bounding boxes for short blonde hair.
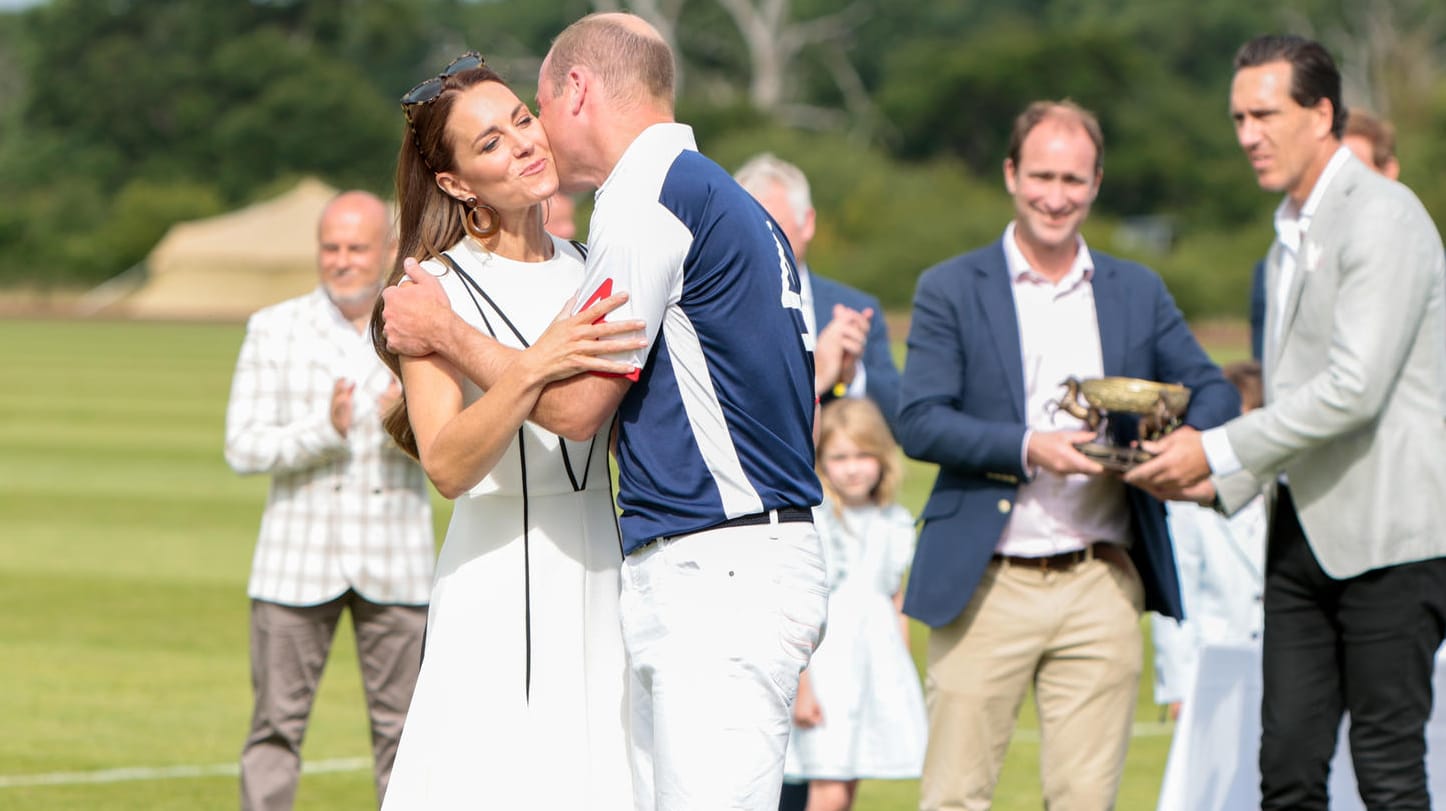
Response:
[816,398,902,509]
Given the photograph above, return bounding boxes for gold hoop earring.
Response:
[463,197,500,241]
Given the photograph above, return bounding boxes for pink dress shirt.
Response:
[996,223,1131,557]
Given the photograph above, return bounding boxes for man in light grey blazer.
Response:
[1129,35,1446,810]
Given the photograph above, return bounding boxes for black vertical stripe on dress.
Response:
[518,429,533,701]
[439,250,599,702]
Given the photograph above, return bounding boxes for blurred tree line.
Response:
[0,0,1442,319]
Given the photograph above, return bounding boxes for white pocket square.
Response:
[1303,241,1322,272]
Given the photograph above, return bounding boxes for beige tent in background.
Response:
[118,177,342,320]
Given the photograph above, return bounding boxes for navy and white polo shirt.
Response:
[577,123,822,553]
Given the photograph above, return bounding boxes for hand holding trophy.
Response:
[1047,376,1191,472]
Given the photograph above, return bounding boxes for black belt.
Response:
[710,506,814,530]
[636,507,814,554]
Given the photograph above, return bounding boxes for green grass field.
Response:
[0,317,1175,809]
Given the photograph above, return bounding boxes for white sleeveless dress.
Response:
[784,502,927,781]
[382,237,632,810]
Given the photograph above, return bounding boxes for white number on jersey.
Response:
[768,220,814,351]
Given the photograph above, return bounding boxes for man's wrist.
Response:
[433,310,464,361]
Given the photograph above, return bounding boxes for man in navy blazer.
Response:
[735,154,901,432]
[897,100,1237,811]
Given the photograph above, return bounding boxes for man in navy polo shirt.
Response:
[380,12,827,810]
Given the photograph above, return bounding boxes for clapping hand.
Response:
[330,378,355,438]
[377,379,402,417]
[814,304,872,396]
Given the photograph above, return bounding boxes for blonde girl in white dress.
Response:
[785,398,927,811]
[369,52,644,810]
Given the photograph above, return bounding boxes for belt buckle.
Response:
[633,534,671,555]
[1067,544,1096,569]
[1047,547,1090,572]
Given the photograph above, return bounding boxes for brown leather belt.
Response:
[992,543,1100,572]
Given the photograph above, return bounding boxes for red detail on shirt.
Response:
[581,277,642,381]
[580,278,615,324]
[595,368,643,382]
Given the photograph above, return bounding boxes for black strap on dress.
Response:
[436,246,599,701]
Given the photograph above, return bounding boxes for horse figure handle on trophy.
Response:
[1046,376,1104,432]
[1047,376,1192,472]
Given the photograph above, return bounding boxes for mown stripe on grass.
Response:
[0,725,1179,789]
[0,757,371,788]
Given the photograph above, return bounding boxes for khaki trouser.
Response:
[919,552,1144,811]
[240,592,427,811]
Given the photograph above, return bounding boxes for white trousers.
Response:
[621,519,829,811]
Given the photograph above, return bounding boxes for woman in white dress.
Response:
[785,399,927,811]
[369,52,644,810]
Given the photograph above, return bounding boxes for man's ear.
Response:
[1312,98,1336,140]
[567,66,589,115]
[1003,158,1018,196]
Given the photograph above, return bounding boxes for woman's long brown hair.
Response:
[369,63,508,460]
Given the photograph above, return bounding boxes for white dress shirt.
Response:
[997,223,1131,557]
[1203,146,1354,475]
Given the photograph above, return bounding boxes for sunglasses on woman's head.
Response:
[400,50,486,115]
